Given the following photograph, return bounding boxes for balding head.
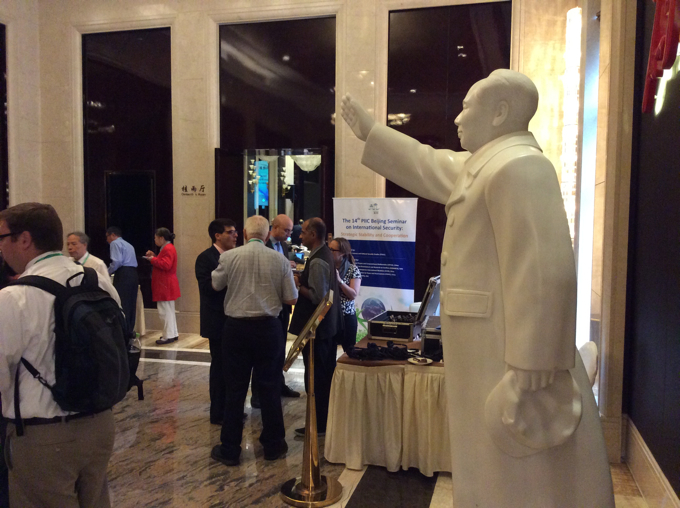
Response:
[271,214,293,242]
[300,217,326,250]
[244,215,270,241]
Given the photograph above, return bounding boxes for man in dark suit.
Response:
[195,218,238,424]
[251,214,300,408]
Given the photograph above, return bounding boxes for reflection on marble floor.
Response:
[141,331,210,350]
[109,357,343,507]
[107,332,648,507]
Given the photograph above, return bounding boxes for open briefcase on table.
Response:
[367,276,441,342]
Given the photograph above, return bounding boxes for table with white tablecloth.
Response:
[324,352,451,477]
[134,285,145,336]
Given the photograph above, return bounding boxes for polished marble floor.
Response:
[107,331,648,507]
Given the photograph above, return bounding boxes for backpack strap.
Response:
[14,363,24,436]
[7,273,76,435]
[66,266,97,289]
[7,274,67,298]
[13,358,57,437]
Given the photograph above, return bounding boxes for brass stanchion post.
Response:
[281,304,342,507]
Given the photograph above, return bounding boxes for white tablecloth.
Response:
[134,286,145,336]
[325,362,451,477]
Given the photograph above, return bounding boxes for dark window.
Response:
[0,23,8,211]
[82,28,172,307]
[217,18,336,229]
[387,2,512,300]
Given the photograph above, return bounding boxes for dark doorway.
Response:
[105,172,156,263]
[0,23,8,211]
[82,28,173,307]
[387,1,512,300]
[217,17,336,229]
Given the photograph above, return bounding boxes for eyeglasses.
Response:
[224,229,238,236]
[0,232,16,241]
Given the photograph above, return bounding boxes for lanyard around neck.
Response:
[34,252,63,265]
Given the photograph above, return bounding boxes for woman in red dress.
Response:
[145,227,181,345]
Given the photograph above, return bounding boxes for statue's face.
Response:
[454,81,497,153]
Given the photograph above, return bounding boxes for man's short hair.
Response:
[307,217,326,242]
[477,69,539,127]
[245,215,269,239]
[208,218,236,242]
[0,202,63,252]
[67,231,90,246]
[106,226,122,237]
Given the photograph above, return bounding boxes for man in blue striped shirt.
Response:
[106,226,139,339]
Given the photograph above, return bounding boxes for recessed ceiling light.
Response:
[410,89,417,93]
[282,54,290,62]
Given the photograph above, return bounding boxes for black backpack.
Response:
[9,267,130,434]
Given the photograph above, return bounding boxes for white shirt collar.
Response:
[24,251,63,271]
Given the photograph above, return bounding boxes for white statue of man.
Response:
[341,69,614,507]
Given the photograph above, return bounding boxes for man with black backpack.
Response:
[0,203,127,508]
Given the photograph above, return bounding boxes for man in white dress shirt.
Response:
[66,231,110,280]
[0,203,121,508]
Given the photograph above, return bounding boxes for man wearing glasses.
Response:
[195,219,238,425]
[0,203,121,507]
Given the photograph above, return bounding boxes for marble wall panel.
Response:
[173,12,207,81]
[519,0,578,182]
[0,0,42,205]
[592,180,605,306]
[175,79,209,141]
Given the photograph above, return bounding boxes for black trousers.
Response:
[220,317,286,458]
[112,266,139,338]
[302,335,337,432]
[208,319,227,423]
[335,312,358,353]
[251,306,291,400]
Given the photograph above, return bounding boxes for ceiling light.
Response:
[282,54,290,62]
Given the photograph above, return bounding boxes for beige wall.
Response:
[0,0,41,205]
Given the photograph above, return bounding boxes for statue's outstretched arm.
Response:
[341,93,375,142]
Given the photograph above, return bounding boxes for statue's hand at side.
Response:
[508,366,555,391]
[341,93,375,142]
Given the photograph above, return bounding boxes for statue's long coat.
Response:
[362,125,614,507]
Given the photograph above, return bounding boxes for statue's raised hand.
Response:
[341,93,375,142]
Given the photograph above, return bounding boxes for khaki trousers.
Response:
[5,409,115,508]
